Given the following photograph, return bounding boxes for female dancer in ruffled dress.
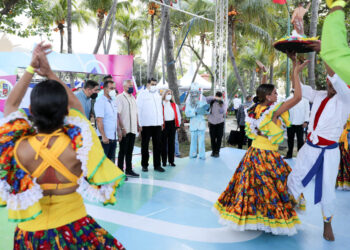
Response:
[336,116,350,190]
[0,43,126,249]
[213,56,308,236]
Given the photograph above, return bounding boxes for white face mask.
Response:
[166,94,172,101]
[149,86,157,93]
[109,90,116,98]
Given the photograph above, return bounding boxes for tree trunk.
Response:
[161,42,165,84]
[186,44,214,85]
[97,17,103,43]
[60,29,64,53]
[126,37,130,55]
[163,13,187,142]
[93,0,118,54]
[307,0,320,88]
[228,21,247,99]
[148,14,155,78]
[191,35,205,83]
[164,15,179,104]
[67,0,74,88]
[269,64,274,85]
[149,5,169,79]
[67,0,72,54]
[178,53,184,76]
[106,0,118,54]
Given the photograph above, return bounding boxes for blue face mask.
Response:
[127,87,134,94]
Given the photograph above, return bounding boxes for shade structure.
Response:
[157,65,212,91]
[178,64,212,90]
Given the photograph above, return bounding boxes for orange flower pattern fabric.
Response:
[14,216,125,250]
[214,147,300,235]
[214,103,300,235]
[336,142,350,190]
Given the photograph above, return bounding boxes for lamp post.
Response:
[285,1,291,98]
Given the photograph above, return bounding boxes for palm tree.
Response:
[183,0,214,83]
[83,0,112,39]
[49,0,92,53]
[117,37,142,56]
[227,0,280,99]
[115,12,146,55]
[148,5,170,79]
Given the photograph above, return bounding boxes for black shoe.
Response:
[284,156,292,159]
[142,167,148,172]
[124,176,128,181]
[169,163,176,167]
[211,152,215,157]
[125,170,140,177]
[163,163,167,167]
[154,166,165,172]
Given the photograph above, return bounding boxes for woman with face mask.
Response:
[161,89,181,167]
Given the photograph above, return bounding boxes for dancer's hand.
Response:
[286,51,297,63]
[306,40,321,53]
[256,60,267,73]
[295,60,309,74]
[34,42,54,78]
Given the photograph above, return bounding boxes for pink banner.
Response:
[0,75,16,112]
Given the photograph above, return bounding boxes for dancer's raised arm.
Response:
[273,57,309,120]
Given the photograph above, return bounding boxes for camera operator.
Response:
[207,91,227,157]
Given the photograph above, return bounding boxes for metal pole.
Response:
[286,1,291,98]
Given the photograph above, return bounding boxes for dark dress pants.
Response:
[141,126,162,168]
[161,120,176,165]
[118,133,136,172]
[209,122,224,154]
[100,137,117,164]
[286,125,304,157]
[238,125,252,149]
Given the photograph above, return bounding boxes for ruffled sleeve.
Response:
[0,110,43,222]
[245,102,290,145]
[259,103,290,144]
[339,116,350,150]
[65,109,126,206]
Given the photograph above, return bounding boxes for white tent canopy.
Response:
[178,64,212,90]
[157,65,212,90]
[157,78,169,89]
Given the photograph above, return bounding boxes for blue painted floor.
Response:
[1,147,350,249]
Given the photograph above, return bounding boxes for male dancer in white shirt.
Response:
[287,51,350,241]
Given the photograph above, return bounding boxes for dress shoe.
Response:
[125,170,140,177]
[142,167,148,172]
[163,163,167,167]
[169,163,176,167]
[154,166,165,172]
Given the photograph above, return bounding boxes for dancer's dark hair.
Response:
[253,84,275,104]
[30,80,68,133]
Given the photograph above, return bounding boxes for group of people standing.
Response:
[76,76,182,176]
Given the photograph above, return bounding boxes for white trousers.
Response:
[287,143,340,219]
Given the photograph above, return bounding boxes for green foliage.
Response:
[115,5,146,55]
[0,0,52,37]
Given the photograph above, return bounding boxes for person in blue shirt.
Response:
[75,80,99,119]
[94,80,121,164]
